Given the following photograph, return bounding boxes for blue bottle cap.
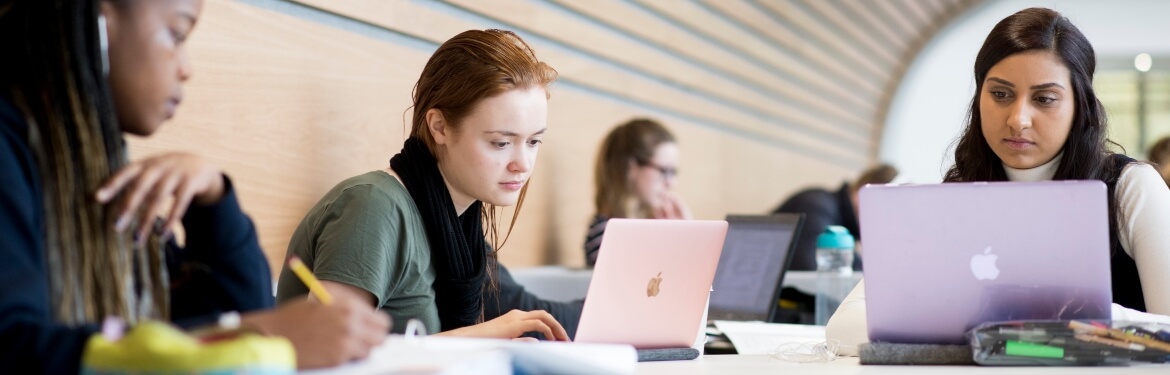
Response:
[816,225,855,250]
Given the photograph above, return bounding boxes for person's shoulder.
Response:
[0,96,35,190]
[0,96,29,155]
[790,187,836,200]
[329,171,414,207]
[1117,162,1167,191]
[306,171,423,228]
[776,187,837,211]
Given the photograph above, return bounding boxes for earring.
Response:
[98,14,109,76]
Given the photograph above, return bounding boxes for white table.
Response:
[781,270,863,295]
[636,355,1168,374]
[506,268,1168,374]
[509,267,863,301]
[509,266,593,302]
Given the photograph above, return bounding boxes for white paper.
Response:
[712,320,827,355]
[301,335,637,375]
[299,337,511,375]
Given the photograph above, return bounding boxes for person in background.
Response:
[771,164,898,271]
[584,118,691,267]
[1148,136,1170,188]
[277,29,580,340]
[0,0,389,372]
[827,7,1170,356]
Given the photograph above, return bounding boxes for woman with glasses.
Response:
[585,118,691,267]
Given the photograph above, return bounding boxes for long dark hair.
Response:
[945,7,1125,250]
[0,0,168,324]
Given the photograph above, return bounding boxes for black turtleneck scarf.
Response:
[389,137,486,331]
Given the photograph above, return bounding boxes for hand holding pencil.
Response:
[234,255,391,368]
[287,256,333,305]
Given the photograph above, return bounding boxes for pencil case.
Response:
[968,319,1170,366]
[81,320,296,374]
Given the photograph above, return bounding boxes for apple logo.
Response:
[646,272,663,297]
[970,246,1000,281]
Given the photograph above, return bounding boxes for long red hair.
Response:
[409,29,557,256]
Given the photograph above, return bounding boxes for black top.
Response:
[583,215,608,268]
[1104,154,1145,312]
[0,97,274,373]
[772,182,862,271]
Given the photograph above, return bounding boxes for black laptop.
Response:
[706,214,804,322]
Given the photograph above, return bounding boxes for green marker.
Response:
[1005,340,1064,359]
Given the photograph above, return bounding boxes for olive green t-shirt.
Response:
[276,170,439,334]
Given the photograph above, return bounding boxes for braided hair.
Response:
[0,0,168,325]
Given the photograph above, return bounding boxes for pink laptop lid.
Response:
[860,181,1112,344]
[575,219,727,349]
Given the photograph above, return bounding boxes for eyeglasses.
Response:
[638,161,678,180]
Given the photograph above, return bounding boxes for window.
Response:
[1097,57,1170,159]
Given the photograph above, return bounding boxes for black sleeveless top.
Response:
[1104,154,1146,312]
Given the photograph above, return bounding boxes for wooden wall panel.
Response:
[699,0,882,94]
[545,0,871,129]
[634,0,877,110]
[295,0,870,160]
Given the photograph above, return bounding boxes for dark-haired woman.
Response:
[825,7,1170,355]
[0,0,389,371]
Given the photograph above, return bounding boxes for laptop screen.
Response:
[708,214,802,322]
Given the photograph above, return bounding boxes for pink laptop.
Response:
[575,219,727,349]
[860,181,1112,344]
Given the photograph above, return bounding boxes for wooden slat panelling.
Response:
[547,0,872,130]
[836,0,910,52]
[632,0,877,118]
[756,0,895,79]
[441,0,871,145]
[699,0,883,94]
[294,0,872,159]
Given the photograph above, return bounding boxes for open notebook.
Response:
[302,334,638,375]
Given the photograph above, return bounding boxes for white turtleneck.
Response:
[826,154,1170,356]
[1001,152,1063,181]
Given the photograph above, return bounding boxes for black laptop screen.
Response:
[708,216,800,321]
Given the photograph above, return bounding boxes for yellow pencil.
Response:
[287,256,333,305]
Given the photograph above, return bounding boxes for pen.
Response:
[995,327,1075,339]
[288,256,333,305]
[1058,337,1170,363]
[1074,333,1146,352]
[1122,326,1170,345]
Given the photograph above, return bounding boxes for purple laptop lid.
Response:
[860,181,1112,344]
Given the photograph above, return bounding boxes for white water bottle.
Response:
[814,225,855,326]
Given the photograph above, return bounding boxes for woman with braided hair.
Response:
[0,0,389,371]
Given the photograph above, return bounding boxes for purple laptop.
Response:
[859,181,1112,344]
